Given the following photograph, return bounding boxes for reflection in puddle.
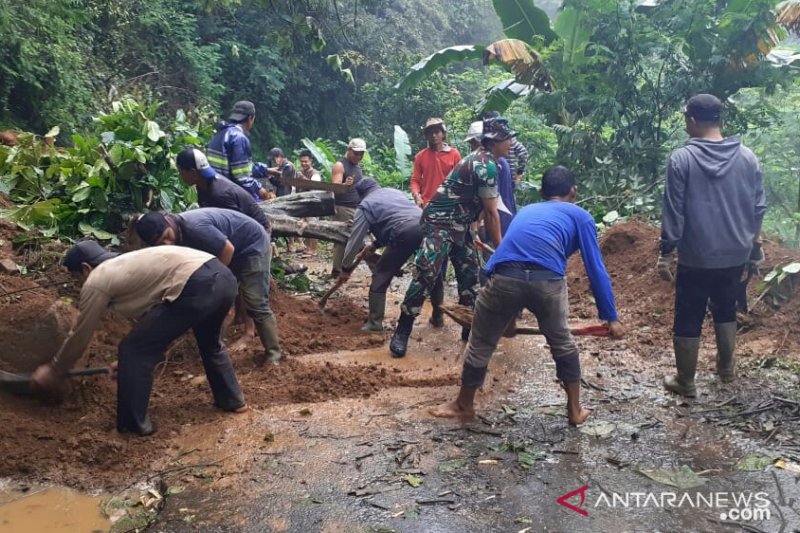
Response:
[0,486,110,533]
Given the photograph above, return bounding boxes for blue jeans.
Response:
[232,247,274,324]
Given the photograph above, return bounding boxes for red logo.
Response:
[557,484,590,517]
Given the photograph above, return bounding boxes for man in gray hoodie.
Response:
[658,94,766,397]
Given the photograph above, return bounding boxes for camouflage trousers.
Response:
[401,222,479,317]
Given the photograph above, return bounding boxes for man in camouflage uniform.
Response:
[389,117,515,358]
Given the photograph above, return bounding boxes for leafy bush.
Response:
[0,96,213,241]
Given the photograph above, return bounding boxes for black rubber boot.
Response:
[389,313,415,358]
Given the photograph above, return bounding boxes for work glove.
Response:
[748,242,765,270]
[656,253,676,282]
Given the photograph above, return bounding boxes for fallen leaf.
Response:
[775,459,800,474]
[735,454,774,471]
[638,465,708,489]
[438,459,466,473]
[579,420,616,437]
[478,459,499,465]
[402,474,423,488]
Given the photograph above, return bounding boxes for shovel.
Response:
[0,367,111,396]
[319,246,373,311]
[440,304,610,337]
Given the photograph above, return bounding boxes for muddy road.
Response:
[1,221,799,532]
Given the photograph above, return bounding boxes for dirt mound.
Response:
[271,289,385,355]
[567,220,800,353]
[0,298,76,372]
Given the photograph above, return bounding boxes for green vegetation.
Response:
[0,0,798,243]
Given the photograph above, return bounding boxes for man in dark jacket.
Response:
[338,178,443,332]
[207,100,270,201]
[658,94,766,397]
[135,208,283,366]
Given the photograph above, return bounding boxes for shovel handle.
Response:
[515,325,610,337]
[66,367,112,378]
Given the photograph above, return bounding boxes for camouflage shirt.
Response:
[423,148,498,227]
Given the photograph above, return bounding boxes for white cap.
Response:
[348,138,367,152]
[464,121,483,142]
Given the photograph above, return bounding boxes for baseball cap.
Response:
[176,148,216,179]
[683,94,722,122]
[63,241,119,272]
[135,212,170,246]
[464,121,484,142]
[229,100,256,122]
[355,177,380,199]
[348,138,367,152]
[422,117,446,133]
[482,116,517,141]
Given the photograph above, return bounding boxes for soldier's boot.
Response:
[429,280,445,328]
[389,313,415,358]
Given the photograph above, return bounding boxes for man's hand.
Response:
[344,176,354,186]
[605,321,625,339]
[257,188,269,200]
[30,363,62,393]
[748,242,765,270]
[656,253,676,282]
[412,192,424,208]
[267,167,281,176]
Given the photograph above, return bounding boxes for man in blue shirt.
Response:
[430,166,624,426]
[135,208,282,365]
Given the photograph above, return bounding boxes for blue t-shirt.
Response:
[485,200,618,321]
[177,207,267,264]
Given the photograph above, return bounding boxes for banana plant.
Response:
[396,0,800,115]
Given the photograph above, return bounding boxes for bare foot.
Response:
[429,401,475,420]
[232,404,250,414]
[568,406,592,426]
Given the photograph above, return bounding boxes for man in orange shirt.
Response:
[411,118,462,208]
[410,118,462,327]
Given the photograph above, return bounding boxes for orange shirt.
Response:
[410,145,462,204]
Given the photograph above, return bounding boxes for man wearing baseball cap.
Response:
[329,138,367,277]
[207,100,270,201]
[389,116,511,358]
[31,241,246,435]
[409,118,462,326]
[658,93,766,397]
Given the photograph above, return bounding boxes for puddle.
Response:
[0,486,110,533]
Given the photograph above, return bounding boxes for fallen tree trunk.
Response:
[261,191,335,218]
[269,214,350,244]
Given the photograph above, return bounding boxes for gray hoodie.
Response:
[661,136,766,269]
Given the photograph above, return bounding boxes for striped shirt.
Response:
[207,122,263,200]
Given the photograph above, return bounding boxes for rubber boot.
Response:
[663,336,700,397]
[362,292,386,333]
[255,315,282,365]
[389,313,415,358]
[714,322,737,383]
[429,280,445,328]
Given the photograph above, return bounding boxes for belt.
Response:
[492,262,562,281]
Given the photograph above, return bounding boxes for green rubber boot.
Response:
[663,336,700,397]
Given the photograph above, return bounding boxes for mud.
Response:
[0,220,799,532]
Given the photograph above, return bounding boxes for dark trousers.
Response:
[116,259,244,434]
[371,223,422,294]
[674,264,744,338]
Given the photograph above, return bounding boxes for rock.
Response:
[189,375,207,387]
[0,258,19,274]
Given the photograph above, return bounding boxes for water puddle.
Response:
[0,486,110,533]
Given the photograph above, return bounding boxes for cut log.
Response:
[268,214,350,244]
[261,191,336,218]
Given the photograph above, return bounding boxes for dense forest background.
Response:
[0,0,798,244]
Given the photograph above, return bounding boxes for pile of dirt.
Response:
[271,289,385,355]
[566,220,800,354]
